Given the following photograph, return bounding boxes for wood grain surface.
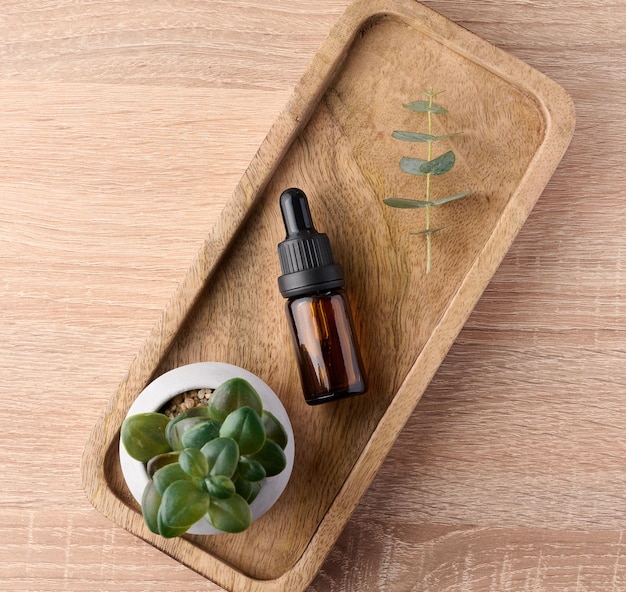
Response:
[1,1,624,591]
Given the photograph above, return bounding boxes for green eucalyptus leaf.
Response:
[421,151,456,175]
[180,419,221,450]
[121,412,171,463]
[205,475,236,499]
[179,448,209,479]
[384,197,431,209]
[430,190,471,206]
[437,132,463,141]
[400,151,456,176]
[237,457,266,482]
[153,462,193,496]
[410,227,446,236]
[157,480,210,538]
[385,190,470,210]
[403,100,447,114]
[147,451,181,479]
[392,131,436,142]
[207,494,252,533]
[248,439,287,477]
[219,407,266,456]
[200,437,239,478]
[399,156,428,175]
[393,131,462,142]
[141,480,162,534]
[207,378,263,422]
[261,410,288,450]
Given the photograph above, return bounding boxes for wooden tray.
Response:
[81,0,575,590]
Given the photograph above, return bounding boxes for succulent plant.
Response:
[121,377,288,537]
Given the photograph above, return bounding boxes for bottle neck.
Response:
[278,264,344,299]
[287,287,344,302]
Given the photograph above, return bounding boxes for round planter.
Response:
[119,362,295,535]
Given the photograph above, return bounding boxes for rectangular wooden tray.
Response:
[82,0,575,590]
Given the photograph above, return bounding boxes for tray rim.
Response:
[81,0,575,590]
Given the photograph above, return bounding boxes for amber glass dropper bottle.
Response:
[277,188,367,405]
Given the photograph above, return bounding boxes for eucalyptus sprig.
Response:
[384,87,470,274]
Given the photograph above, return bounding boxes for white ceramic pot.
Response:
[119,362,295,535]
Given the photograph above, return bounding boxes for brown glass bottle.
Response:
[286,290,367,404]
[277,188,367,405]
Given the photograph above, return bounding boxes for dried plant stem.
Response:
[425,88,434,274]
[385,86,470,275]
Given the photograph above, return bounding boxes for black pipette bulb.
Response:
[277,188,344,298]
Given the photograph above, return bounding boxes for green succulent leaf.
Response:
[233,476,263,503]
[180,419,221,450]
[153,462,193,496]
[235,477,263,504]
[400,151,455,176]
[157,480,210,538]
[141,480,162,534]
[200,437,239,478]
[207,494,252,533]
[179,448,209,479]
[261,410,288,450]
[121,412,171,463]
[207,378,263,422]
[219,407,266,456]
[162,405,211,450]
[156,520,190,539]
[237,457,266,482]
[403,100,447,114]
[166,416,210,451]
[146,451,181,479]
[167,405,211,421]
[248,439,287,477]
[205,475,236,499]
[234,476,252,501]
[247,481,262,504]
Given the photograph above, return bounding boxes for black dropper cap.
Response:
[277,188,344,298]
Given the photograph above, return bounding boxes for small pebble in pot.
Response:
[159,388,214,418]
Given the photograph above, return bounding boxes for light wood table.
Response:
[1,1,624,590]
